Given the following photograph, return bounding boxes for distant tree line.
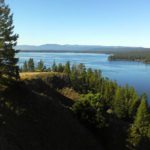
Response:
[21,58,46,72]
[108,51,150,64]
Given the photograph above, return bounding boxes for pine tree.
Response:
[22,61,28,72]
[52,61,57,72]
[37,60,44,71]
[121,85,139,120]
[28,58,34,72]
[113,87,128,119]
[70,64,78,90]
[64,61,71,75]
[0,0,19,82]
[128,87,139,119]
[57,63,64,72]
[127,97,150,150]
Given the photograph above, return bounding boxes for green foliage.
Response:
[52,61,57,72]
[127,97,150,150]
[113,86,140,120]
[72,93,108,128]
[19,59,150,149]
[0,79,102,150]
[113,87,128,119]
[57,63,64,72]
[0,0,19,82]
[109,51,150,64]
[27,58,35,72]
[22,59,46,72]
[22,61,28,72]
[37,60,45,71]
[64,61,71,75]
[2,0,150,149]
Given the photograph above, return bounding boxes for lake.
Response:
[17,52,150,101]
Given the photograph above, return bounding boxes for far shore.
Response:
[18,50,110,54]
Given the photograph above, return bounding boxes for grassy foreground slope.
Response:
[0,73,102,150]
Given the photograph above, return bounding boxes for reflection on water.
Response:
[17,52,150,101]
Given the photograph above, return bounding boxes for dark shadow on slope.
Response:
[0,81,103,150]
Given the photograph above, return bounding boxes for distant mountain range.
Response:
[15,44,150,53]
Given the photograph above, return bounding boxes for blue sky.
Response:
[6,0,150,47]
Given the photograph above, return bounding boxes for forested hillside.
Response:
[20,60,150,150]
[108,51,150,64]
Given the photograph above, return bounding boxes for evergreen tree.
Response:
[37,60,44,71]
[28,58,34,72]
[52,61,57,72]
[57,63,64,72]
[127,87,139,119]
[72,93,108,128]
[64,61,71,75]
[79,64,87,93]
[70,64,78,90]
[127,97,150,150]
[0,0,19,81]
[113,87,127,119]
[86,68,93,91]
[22,61,28,72]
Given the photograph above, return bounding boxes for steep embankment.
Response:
[0,73,102,150]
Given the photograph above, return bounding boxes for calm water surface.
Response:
[17,52,150,101]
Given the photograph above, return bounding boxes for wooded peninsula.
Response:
[108,51,150,64]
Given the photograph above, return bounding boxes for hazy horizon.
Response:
[6,0,150,48]
[16,43,149,49]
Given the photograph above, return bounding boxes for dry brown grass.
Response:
[59,87,80,101]
[20,72,80,100]
[20,72,65,80]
